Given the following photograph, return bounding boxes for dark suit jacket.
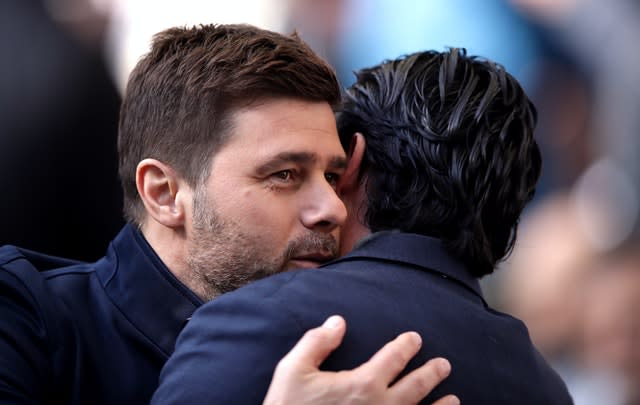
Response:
[154,231,572,404]
[0,225,202,404]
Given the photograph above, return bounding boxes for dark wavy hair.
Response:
[336,48,541,276]
[118,24,340,226]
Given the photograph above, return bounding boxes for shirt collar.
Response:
[95,224,203,356]
[332,231,485,301]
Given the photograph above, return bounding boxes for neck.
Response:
[339,188,371,256]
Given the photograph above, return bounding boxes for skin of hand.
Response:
[263,315,460,405]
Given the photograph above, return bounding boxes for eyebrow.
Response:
[255,152,347,175]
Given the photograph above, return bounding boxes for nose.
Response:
[300,177,347,233]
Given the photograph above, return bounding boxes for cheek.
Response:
[222,191,299,237]
[249,203,296,237]
[331,227,341,241]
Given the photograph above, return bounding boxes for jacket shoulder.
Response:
[0,245,84,272]
[0,245,77,403]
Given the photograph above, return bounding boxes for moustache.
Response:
[285,232,339,262]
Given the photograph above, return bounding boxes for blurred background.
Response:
[1,0,638,403]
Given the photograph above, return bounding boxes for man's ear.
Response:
[338,132,366,194]
[136,158,189,228]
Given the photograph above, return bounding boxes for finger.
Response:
[389,357,452,404]
[353,331,422,384]
[431,394,460,405]
[279,315,347,370]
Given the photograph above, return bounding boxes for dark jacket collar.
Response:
[95,224,203,356]
[332,231,485,302]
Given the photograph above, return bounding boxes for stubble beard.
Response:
[186,190,338,301]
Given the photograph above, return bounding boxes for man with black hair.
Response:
[153,48,572,404]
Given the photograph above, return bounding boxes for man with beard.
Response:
[152,49,573,404]
[0,24,452,404]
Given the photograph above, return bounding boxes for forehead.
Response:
[218,98,345,162]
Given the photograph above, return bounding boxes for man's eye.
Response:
[325,172,340,187]
[272,170,293,182]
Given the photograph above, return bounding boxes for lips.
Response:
[289,252,336,268]
[285,233,339,270]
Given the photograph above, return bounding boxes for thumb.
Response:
[281,315,347,370]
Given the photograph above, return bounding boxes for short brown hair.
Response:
[118,24,341,225]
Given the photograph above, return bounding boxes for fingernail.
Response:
[437,358,451,377]
[322,315,342,329]
[447,395,460,405]
[408,331,422,348]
